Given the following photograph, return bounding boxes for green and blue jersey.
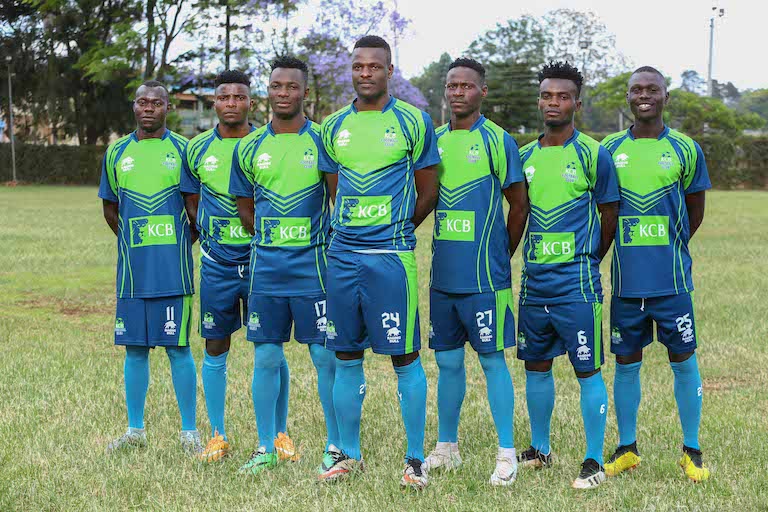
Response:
[519,130,619,305]
[319,96,441,252]
[98,130,194,299]
[229,119,331,297]
[430,115,523,293]
[602,126,711,298]
[181,125,256,266]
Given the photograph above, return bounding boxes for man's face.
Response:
[351,47,393,102]
[445,66,487,118]
[538,78,581,127]
[268,68,307,118]
[627,71,668,122]
[214,83,251,126]
[133,85,169,132]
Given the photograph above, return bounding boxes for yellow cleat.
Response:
[680,447,710,483]
[198,431,230,463]
[275,432,300,462]
[605,443,641,477]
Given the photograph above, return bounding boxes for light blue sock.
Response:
[670,353,703,450]
[578,372,608,465]
[252,343,285,452]
[394,357,427,462]
[478,351,515,449]
[124,346,150,430]
[309,344,339,450]
[525,369,555,454]
[435,348,466,443]
[202,349,229,439]
[276,357,290,434]
[333,357,365,460]
[166,346,197,431]
[614,361,642,447]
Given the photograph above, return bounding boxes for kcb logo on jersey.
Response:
[261,217,311,247]
[115,317,126,335]
[248,312,261,331]
[524,166,536,183]
[528,232,575,264]
[120,157,135,173]
[434,210,475,242]
[619,216,669,246]
[658,151,673,170]
[203,312,216,329]
[326,321,337,340]
[257,153,272,170]
[562,162,578,183]
[163,152,178,171]
[614,153,629,168]
[467,144,481,163]
[382,126,398,147]
[339,196,391,226]
[129,215,176,248]
[211,217,251,245]
[302,148,316,169]
[336,129,351,147]
[204,155,219,172]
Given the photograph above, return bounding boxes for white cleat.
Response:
[571,458,606,489]
[423,442,462,472]
[490,448,518,486]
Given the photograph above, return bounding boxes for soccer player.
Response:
[99,80,201,454]
[601,66,711,482]
[180,70,257,462]
[315,35,440,490]
[423,58,527,486]
[515,62,619,489]
[229,56,339,475]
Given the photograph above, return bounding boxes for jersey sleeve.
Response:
[319,118,339,174]
[97,148,118,202]
[179,145,201,194]
[500,131,524,189]
[228,141,255,198]
[412,111,441,171]
[684,141,712,194]
[594,145,620,204]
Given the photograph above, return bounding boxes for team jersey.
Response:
[518,129,619,305]
[229,119,331,297]
[601,126,711,298]
[180,125,256,266]
[319,96,441,252]
[430,115,524,293]
[98,130,194,299]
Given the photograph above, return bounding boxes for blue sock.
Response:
[202,349,229,439]
[578,372,608,465]
[394,357,427,462]
[333,357,365,460]
[435,348,466,443]
[525,369,555,454]
[276,357,290,434]
[614,361,642,447]
[166,346,197,431]
[670,353,703,450]
[309,344,339,450]
[479,351,515,449]
[252,343,285,452]
[124,346,150,429]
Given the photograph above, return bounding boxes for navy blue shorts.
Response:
[245,293,327,344]
[517,302,604,372]
[429,288,515,354]
[325,251,420,355]
[199,257,249,339]
[610,293,698,356]
[114,295,193,347]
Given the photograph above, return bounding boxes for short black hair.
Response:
[353,35,391,64]
[214,70,251,88]
[270,55,309,84]
[138,80,169,99]
[538,61,584,97]
[631,66,666,86]
[448,57,486,83]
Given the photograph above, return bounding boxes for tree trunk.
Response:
[145,0,157,78]
[225,2,231,69]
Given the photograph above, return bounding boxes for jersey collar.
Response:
[448,114,486,132]
[536,128,580,148]
[350,95,396,113]
[213,123,256,139]
[130,128,170,142]
[266,117,311,136]
[626,124,669,141]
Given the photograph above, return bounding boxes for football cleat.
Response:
[490,450,518,486]
[179,430,204,456]
[605,442,641,477]
[239,447,278,475]
[400,457,428,490]
[517,445,553,468]
[571,458,606,489]
[317,452,365,483]
[680,446,710,483]
[106,428,147,453]
[423,442,462,472]
[198,431,230,463]
[274,432,300,462]
[317,444,343,475]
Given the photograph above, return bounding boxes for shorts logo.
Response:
[562,162,578,183]
[524,166,536,183]
[611,327,623,345]
[257,153,272,170]
[434,210,475,242]
[203,155,219,172]
[115,317,126,336]
[467,144,481,163]
[676,313,694,344]
[211,217,251,245]
[302,148,316,169]
[261,217,311,247]
[382,312,401,344]
[620,216,669,246]
[163,152,178,171]
[130,215,176,247]
[382,126,398,147]
[339,196,391,227]
[120,157,135,173]
[164,306,177,336]
[336,129,351,147]
[248,312,261,331]
[658,151,673,170]
[614,153,629,168]
[476,309,493,343]
[528,232,575,264]
[428,321,435,339]
[479,326,492,343]
[576,329,591,361]
[326,321,337,340]
[314,300,327,333]
[517,331,527,349]
[203,312,216,330]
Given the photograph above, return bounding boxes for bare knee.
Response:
[575,368,601,379]
[392,351,419,367]
[668,349,695,363]
[524,359,553,373]
[617,350,643,365]
[205,337,231,357]
[336,350,365,361]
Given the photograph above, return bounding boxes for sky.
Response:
[389,0,762,90]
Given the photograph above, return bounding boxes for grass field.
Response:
[0,187,766,511]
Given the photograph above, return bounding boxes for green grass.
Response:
[1,187,766,511]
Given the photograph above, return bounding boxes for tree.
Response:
[410,52,452,124]
[711,79,740,108]
[667,90,763,137]
[740,89,768,125]
[483,61,539,133]
[466,15,549,66]
[680,70,706,95]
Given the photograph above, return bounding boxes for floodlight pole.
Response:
[707,7,725,97]
[6,55,16,183]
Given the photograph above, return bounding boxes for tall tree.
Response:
[667,90,763,137]
[680,70,706,95]
[483,61,539,133]
[466,15,549,66]
[411,52,453,124]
